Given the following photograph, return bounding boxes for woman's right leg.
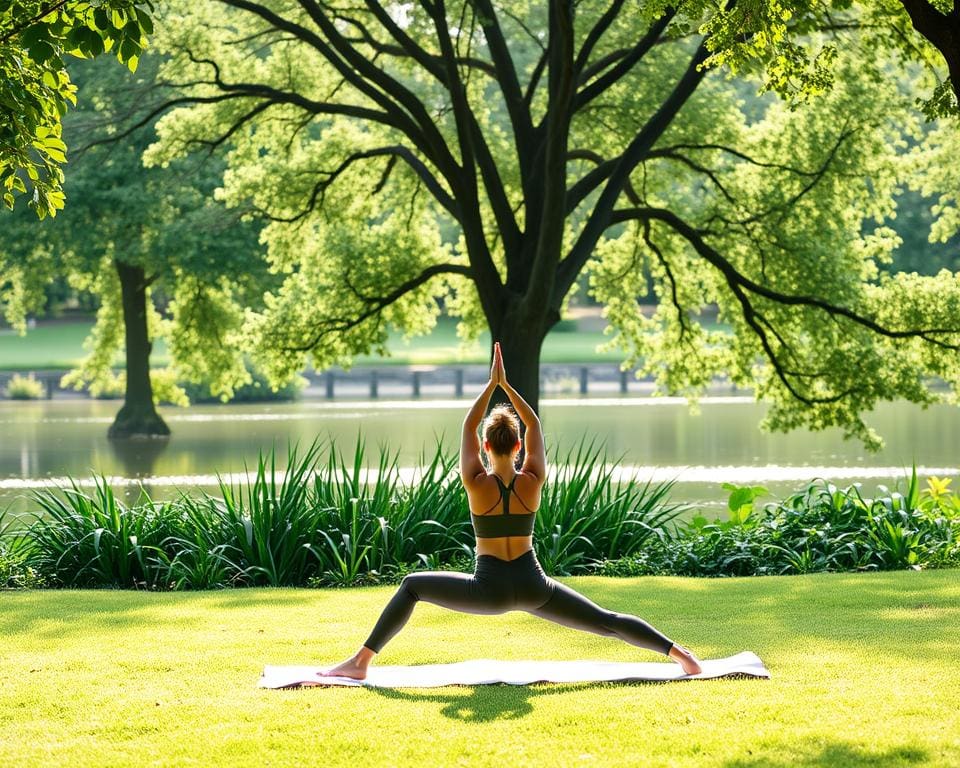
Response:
[319,570,508,681]
[363,570,510,654]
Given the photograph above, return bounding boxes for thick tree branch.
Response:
[219,0,461,189]
[573,8,676,112]
[897,0,960,105]
[524,49,548,108]
[334,5,495,77]
[471,0,535,159]
[424,1,522,263]
[283,263,472,352]
[525,0,575,314]
[295,0,465,174]
[573,0,626,79]
[556,38,712,304]
[567,147,641,208]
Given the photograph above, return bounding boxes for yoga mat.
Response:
[258,651,769,689]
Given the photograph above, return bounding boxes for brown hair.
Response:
[483,405,520,457]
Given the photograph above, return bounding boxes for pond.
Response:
[2,395,957,516]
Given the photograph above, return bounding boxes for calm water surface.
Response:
[1,396,957,512]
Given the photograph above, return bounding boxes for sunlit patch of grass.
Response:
[1,570,958,767]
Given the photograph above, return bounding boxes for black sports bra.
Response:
[470,474,537,539]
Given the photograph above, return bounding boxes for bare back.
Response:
[465,470,543,561]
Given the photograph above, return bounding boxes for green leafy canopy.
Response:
[0,1,154,218]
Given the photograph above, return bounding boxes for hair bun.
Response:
[483,405,520,457]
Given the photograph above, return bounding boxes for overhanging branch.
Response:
[283,263,472,352]
[614,206,960,349]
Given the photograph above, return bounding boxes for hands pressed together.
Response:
[490,341,507,388]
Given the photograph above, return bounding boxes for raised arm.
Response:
[460,378,497,488]
[500,379,546,481]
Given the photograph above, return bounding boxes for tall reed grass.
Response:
[5,438,688,589]
[4,441,958,590]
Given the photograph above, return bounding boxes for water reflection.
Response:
[107,436,170,478]
[1,396,959,507]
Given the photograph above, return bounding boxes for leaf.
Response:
[19,24,49,50]
[93,8,110,31]
[135,7,154,36]
[26,39,56,65]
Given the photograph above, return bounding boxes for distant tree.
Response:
[0,53,269,437]
[0,0,154,218]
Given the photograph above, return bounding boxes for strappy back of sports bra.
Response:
[470,474,537,539]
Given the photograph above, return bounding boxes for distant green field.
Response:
[0,318,627,370]
[0,323,169,371]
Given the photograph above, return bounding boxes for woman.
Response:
[318,342,702,680]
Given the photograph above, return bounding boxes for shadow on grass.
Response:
[723,741,928,767]
[351,677,759,723]
[328,682,552,722]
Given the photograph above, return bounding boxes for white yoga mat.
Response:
[258,651,769,689]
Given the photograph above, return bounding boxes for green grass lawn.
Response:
[2,570,957,767]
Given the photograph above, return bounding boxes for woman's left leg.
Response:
[528,578,675,655]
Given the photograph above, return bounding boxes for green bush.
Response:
[597,473,960,577]
[180,367,304,404]
[0,512,44,588]
[5,373,45,400]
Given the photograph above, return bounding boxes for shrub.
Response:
[180,367,304,404]
[5,373,45,400]
[597,474,960,577]
[0,511,44,588]
[26,481,181,589]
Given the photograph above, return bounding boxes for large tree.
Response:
[146,1,960,448]
[1,53,268,437]
[0,0,154,218]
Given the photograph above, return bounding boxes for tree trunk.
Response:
[488,296,556,416]
[108,260,169,440]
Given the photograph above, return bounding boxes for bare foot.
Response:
[669,644,703,676]
[315,646,378,682]
[317,658,368,681]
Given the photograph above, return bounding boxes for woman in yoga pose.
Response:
[318,342,702,680]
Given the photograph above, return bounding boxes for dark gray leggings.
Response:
[363,550,674,656]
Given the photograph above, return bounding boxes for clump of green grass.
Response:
[10,438,681,589]
[26,479,180,588]
[536,438,688,574]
